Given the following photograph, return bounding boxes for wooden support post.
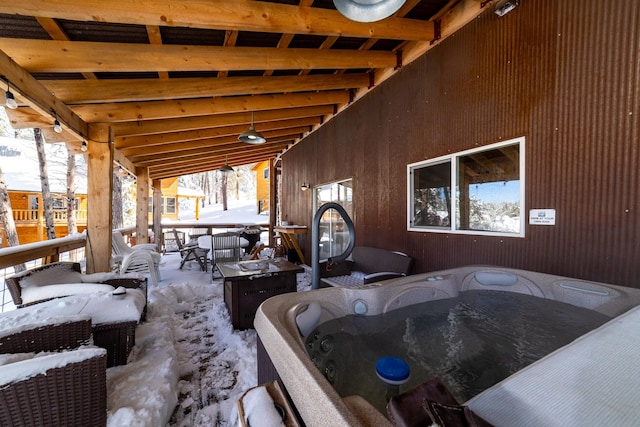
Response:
[135,167,150,245]
[269,159,277,248]
[86,139,113,273]
[152,179,162,252]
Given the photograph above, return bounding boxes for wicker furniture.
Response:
[319,246,414,288]
[3,264,147,367]
[0,319,107,427]
[5,262,148,314]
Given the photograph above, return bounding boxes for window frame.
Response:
[407,137,526,238]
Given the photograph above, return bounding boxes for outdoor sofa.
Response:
[4,262,147,366]
[319,246,414,288]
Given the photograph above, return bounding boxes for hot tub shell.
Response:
[255,266,640,426]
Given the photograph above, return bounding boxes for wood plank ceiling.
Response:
[0,0,485,180]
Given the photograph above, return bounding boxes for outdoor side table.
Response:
[217,259,303,329]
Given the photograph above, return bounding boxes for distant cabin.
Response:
[147,178,204,221]
[252,161,270,214]
[1,190,88,246]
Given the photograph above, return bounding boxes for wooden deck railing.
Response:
[0,222,274,312]
[11,209,88,223]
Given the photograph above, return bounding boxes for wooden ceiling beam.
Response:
[0,39,396,73]
[127,128,309,161]
[116,117,321,151]
[72,90,349,123]
[0,48,89,141]
[2,1,434,41]
[110,105,334,137]
[149,152,281,179]
[147,147,290,178]
[42,73,370,104]
[146,143,290,172]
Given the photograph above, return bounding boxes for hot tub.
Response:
[254,266,640,426]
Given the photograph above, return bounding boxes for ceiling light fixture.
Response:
[494,0,519,17]
[81,139,87,152]
[238,112,266,144]
[4,81,17,110]
[53,113,63,133]
[218,156,234,173]
[333,0,407,23]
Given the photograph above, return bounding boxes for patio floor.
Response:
[106,251,311,427]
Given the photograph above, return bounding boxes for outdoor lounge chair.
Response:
[0,318,107,427]
[173,228,209,271]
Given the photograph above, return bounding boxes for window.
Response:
[148,196,177,214]
[52,196,79,210]
[164,197,176,214]
[408,137,525,237]
[313,179,353,259]
[263,168,269,179]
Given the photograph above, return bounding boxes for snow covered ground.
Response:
[106,199,312,426]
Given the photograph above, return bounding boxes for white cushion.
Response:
[19,267,83,288]
[21,283,115,304]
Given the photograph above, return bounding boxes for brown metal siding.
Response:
[282,0,640,288]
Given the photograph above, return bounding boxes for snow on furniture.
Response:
[0,319,107,427]
[0,315,92,354]
[319,246,414,288]
[5,262,148,315]
[0,286,146,367]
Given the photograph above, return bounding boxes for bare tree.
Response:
[112,173,123,229]
[66,151,78,235]
[34,129,56,240]
[221,172,228,211]
[0,164,25,272]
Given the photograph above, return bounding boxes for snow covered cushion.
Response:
[18,264,83,289]
[21,283,115,305]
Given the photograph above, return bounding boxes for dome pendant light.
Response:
[218,156,234,173]
[238,112,266,144]
[5,81,17,110]
[333,0,407,22]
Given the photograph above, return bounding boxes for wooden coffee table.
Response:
[216,259,303,329]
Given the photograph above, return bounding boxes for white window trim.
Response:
[407,136,526,238]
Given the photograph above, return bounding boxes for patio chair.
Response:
[0,319,107,427]
[118,249,160,286]
[173,228,209,271]
[199,232,243,278]
[112,231,161,285]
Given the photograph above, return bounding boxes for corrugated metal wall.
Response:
[282,0,640,287]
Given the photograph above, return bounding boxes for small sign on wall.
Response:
[529,209,556,225]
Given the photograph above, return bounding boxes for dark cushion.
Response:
[387,378,493,427]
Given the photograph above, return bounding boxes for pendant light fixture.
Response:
[53,112,63,133]
[4,81,17,110]
[333,0,407,22]
[238,112,266,144]
[218,156,234,173]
